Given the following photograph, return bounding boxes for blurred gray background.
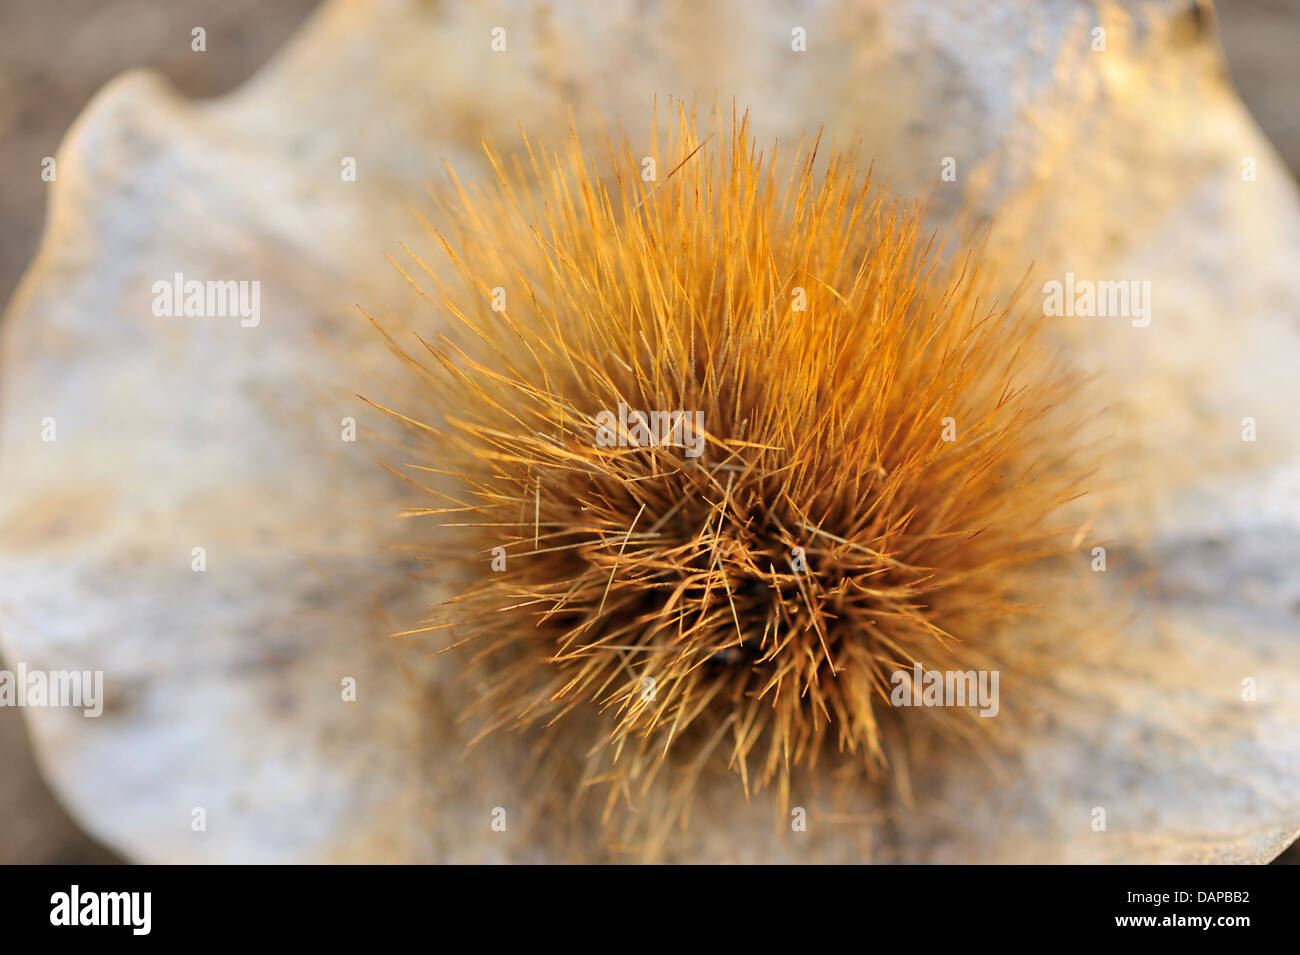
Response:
[0,0,318,864]
[0,0,1295,864]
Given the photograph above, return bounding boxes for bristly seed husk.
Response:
[371,103,1088,849]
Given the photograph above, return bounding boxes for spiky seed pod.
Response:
[375,106,1085,838]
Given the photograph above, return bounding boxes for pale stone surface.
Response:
[1,0,1297,862]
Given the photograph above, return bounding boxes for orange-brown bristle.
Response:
[377,105,1086,836]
